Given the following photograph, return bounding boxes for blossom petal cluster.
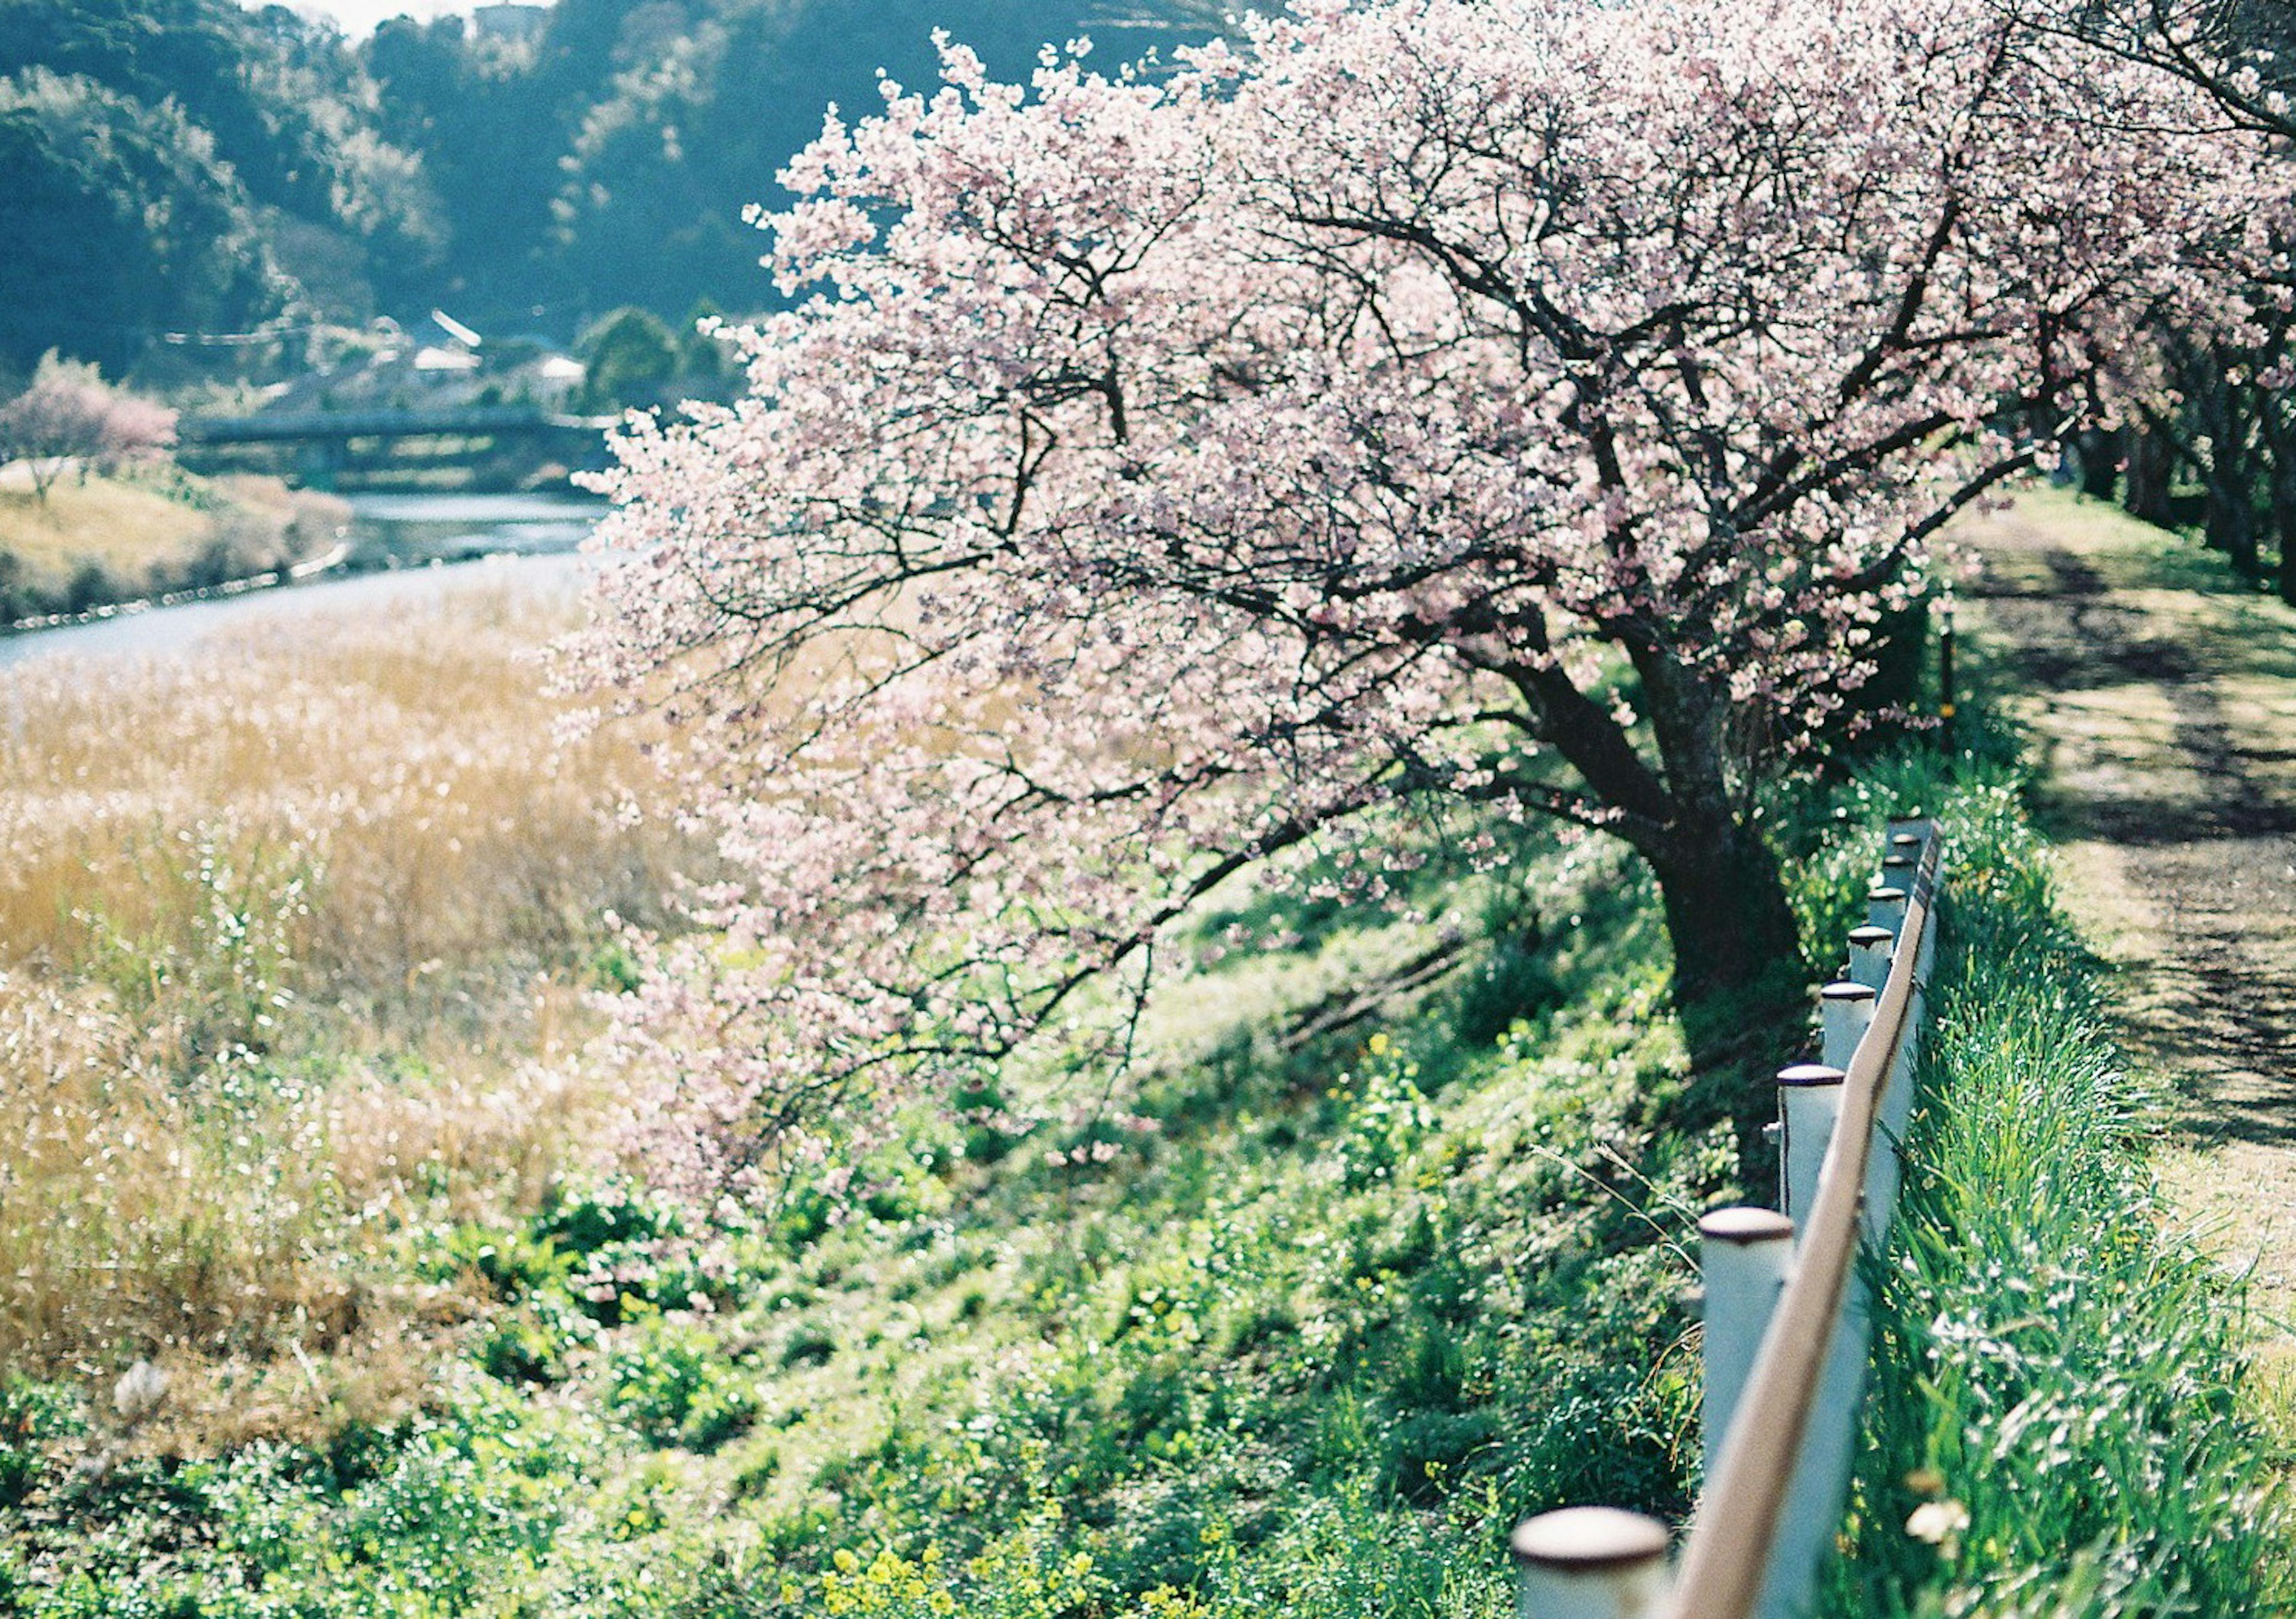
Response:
[568,0,2266,1199]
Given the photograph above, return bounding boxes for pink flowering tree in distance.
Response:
[570,0,2264,1199]
[0,353,176,504]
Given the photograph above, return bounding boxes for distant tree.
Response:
[577,306,680,412]
[679,297,731,391]
[0,353,175,503]
[569,0,2264,1199]
[94,380,177,472]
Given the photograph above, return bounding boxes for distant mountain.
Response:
[0,0,438,375]
[0,0,1220,381]
[367,0,1223,335]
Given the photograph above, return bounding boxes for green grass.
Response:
[1,568,2275,1619]
[1816,769,2291,1614]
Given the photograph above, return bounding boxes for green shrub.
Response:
[0,1378,80,1508]
[608,1317,760,1452]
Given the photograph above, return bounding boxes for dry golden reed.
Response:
[0,570,697,1437]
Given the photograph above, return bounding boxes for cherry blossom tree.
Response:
[2019,0,2296,601]
[570,0,2265,1199]
[0,353,176,503]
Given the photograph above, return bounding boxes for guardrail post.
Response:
[1700,1208,1794,1476]
[1774,1064,1844,1229]
[1819,981,1876,1069]
[1512,1507,1671,1619]
[1822,979,1894,1246]
[1756,1285,1874,1619]
[1871,970,1929,1244]
[1867,885,1908,937]
[1662,828,1942,1619]
[1846,925,1894,991]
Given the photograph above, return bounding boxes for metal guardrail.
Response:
[1510,816,1943,1619]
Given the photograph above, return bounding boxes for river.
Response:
[0,491,604,670]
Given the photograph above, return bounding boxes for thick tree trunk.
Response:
[1645,823,1803,1037]
[2204,475,2260,578]
[2280,468,2296,607]
[1636,815,1804,1187]
[1511,639,1805,1183]
[2124,426,2176,527]
[2076,428,2120,500]
[2199,371,2262,580]
[2264,400,2296,607]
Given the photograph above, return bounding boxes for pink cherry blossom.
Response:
[564,0,2270,1203]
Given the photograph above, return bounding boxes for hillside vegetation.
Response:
[0,0,1219,378]
[0,534,2283,1614]
[0,575,1741,1617]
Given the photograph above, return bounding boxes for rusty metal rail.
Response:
[1510,818,1944,1619]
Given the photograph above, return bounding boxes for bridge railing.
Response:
[1508,815,1943,1619]
[178,406,616,445]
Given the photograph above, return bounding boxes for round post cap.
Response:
[1510,1506,1670,1572]
[1777,1062,1847,1088]
[1821,980,1877,1003]
[1699,1206,1794,1244]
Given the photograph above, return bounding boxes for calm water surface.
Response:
[0,491,606,670]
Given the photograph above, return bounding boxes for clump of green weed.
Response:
[607,1313,760,1452]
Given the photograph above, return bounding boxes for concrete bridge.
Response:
[177,405,618,487]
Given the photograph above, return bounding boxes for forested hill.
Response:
[0,0,1216,380]
[374,0,1219,332]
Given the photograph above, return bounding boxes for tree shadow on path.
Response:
[1968,501,2296,1154]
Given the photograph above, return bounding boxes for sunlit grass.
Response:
[0,470,342,609]
[0,473,210,578]
[0,575,701,1435]
[1819,774,2292,1614]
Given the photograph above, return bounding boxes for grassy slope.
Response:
[0,836,1733,1619]
[0,466,344,616]
[0,475,211,572]
[0,539,2279,1618]
[0,578,1748,1619]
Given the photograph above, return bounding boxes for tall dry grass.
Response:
[0,572,700,1437]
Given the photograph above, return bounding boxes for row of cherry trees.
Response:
[568,0,2275,1200]
[2044,0,2296,603]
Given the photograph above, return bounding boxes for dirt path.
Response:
[1965,491,2296,1390]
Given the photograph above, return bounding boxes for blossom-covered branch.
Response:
[567,0,2266,1199]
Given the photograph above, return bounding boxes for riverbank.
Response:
[0,464,349,626]
[0,490,601,667]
